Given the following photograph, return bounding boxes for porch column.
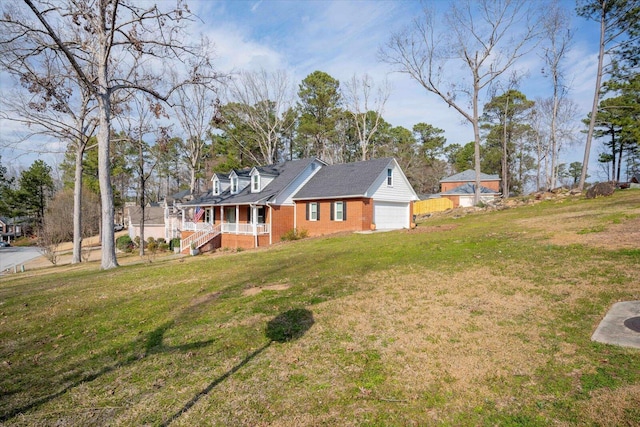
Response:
[252,205,258,248]
[252,205,257,235]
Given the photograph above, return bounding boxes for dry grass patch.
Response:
[516,190,640,250]
[575,384,640,427]
[312,268,549,414]
[242,283,291,296]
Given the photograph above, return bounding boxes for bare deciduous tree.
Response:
[223,69,295,165]
[342,74,390,161]
[541,0,574,190]
[172,65,221,194]
[380,0,542,204]
[0,0,218,269]
[0,49,98,264]
[117,95,165,257]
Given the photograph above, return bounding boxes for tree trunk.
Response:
[502,96,510,198]
[579,7,606,191]
[550,88,559,190]
[139,142,145,257]
[616,138,624,183]
[473,72,482,205]
[72,146,84,264]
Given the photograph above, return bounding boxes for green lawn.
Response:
[1,190,639,426]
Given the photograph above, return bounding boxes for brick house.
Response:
[438,170,501,208]
[177,157,418,253]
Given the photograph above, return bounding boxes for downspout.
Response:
[268,203,273,245]
[293,201,297,231]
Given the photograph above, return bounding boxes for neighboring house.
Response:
[127,206,167,241]
[0,216,23,243]
[631,173,640,188]
[177,157,419,253]
[438,170,501,208]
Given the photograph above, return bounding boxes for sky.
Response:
[0,0,607,180]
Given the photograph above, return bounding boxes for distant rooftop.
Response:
[440,169,500,183]
[440,182,500,195]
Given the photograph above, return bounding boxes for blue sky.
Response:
[1,0,605,179]
[186,0,602,169]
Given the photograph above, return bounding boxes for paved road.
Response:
[0,246,43,274]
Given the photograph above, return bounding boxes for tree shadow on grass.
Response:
[161,308,314,426]
[0,321,215,423]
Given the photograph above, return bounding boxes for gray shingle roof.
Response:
[219,158,318,205]
[440,169,500,183]
[293,157,393,200]
[128,206,165,225]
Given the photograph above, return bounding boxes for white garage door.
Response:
[374,201,410,229]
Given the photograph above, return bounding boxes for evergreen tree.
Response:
[17,160,55,229]
[295,71,342,162]
[481,90,535,196]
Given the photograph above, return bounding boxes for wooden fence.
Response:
[414,198,453,215]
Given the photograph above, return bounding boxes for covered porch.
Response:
[180,204,271,251]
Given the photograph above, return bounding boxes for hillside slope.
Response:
[1,190,639,426]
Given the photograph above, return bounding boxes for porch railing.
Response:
[180,223,221,252]
[181,221,213,231]
[221,223,270,235]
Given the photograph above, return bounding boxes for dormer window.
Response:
[252,174,260,192]
[387,168,393,186]
[213,178,220,195]
[231,176,238,194]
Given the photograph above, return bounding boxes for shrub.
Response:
[147,239,158,254]
[158,243,169,252]
[156,237,166,244]
[281,228,308,241]
[116,235,134,252]
[169,238,180,250]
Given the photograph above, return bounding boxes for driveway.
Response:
[0,246,43,274]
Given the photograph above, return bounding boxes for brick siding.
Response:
[295,198,373,237]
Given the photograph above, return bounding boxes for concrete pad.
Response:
[591,301,640,349]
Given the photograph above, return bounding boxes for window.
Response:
[249,206,266,223]
[306,202,319,221]
[332,201,346,221]
[231,177,238,194]
[387,168,393,186]
[252,174,260,192]
[204,208,214,223]
[213,179,220,195]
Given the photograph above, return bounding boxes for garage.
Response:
[373,201,410,229]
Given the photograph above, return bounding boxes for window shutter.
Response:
[330,202,334,221]
[343,201,347,220]
[316,202,320,220]
[306,203,309,221]
[247,206,251,221]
